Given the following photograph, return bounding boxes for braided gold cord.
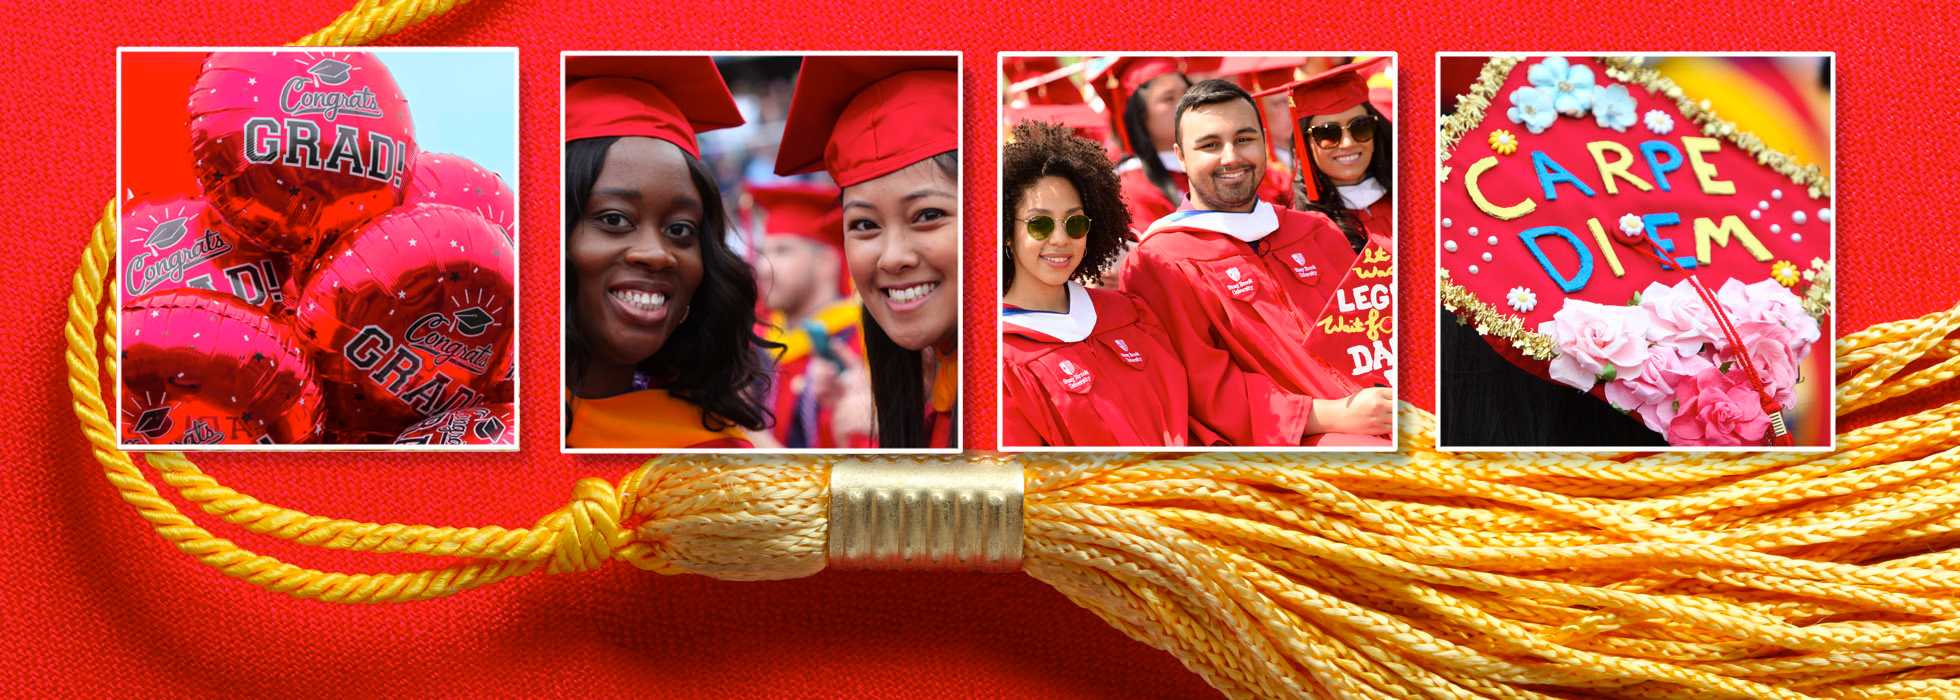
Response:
[73,4,1960,696]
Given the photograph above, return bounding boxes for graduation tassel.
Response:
[72,193,1960,697]
[76,5,1960,698]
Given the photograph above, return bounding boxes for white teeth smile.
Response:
[886,282,938,303]
[1334,153,1362,164]
[1042,254,1071,264]
[611,289,667,310]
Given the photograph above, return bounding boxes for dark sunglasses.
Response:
[1306,115,1379,149]
[1018,214,1092,240]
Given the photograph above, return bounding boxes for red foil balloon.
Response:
[404,152,515,240]
[188,51,416,258]
[295,203,516,442]
[121,289,324,445]
[392,403,515,446]
[120,195,295,313]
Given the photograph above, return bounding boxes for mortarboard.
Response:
[564,55,745,159]
[774,55,959,187]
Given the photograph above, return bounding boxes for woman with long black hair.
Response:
[1258,57,1395,253]
[562,56,779,449]
[776,55,961,449]
[1090,57,1192,231]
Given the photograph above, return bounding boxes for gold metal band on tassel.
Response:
[826,457,1023,572]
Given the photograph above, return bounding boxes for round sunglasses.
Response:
[1305,115,1380,149]
[1017,214,1092,240]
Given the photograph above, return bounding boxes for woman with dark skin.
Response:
[562,57,777,449]
[999,120,1194,447]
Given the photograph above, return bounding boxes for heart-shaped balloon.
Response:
[188,50,416,258]
[404,152,515,241]
[295,203,516,442]
[121,289,324,445]
[392,403,515,446]
[121,194,295,313]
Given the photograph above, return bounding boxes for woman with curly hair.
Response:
[776,55,961,449]
[562,57,780,449]
[999,120,1195,447]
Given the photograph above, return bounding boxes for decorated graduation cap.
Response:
[750,182,843,249]
[564,55,745,158]
[1086,56,1186,155]
[1438,55,1835,447]
[1253,57,1392,202]
[774,55,958,188]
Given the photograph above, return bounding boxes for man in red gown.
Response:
[1120,79,1393,447]
[751,183,868,449]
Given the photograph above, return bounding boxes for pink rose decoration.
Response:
[1539,300,1651,392]
[1666,365,1772,446]
[1605,345,1716,434]
[1637,280,1722,357]
[1721,322,1802,408]
[1717,278,1822,361]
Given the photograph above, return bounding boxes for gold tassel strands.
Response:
[74,4,1960,697]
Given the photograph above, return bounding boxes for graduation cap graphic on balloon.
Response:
[453,307,494,336]
[142,216,191,250]
[307,57,354,86]
[1438,55,1834,448]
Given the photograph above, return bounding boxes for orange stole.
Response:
[566,389,752,449]
[927,348,957,448]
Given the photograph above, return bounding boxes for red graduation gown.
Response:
[1117,166,1183,236]
[1120,202,1367,446]
[1001,286,1195,447]
[1351,195,1393,251]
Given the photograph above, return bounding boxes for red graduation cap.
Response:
[564,55,745,159]
[1210,55,1308,94]
[1003,56,1087,106]
[1086,56,1184,155]
[1254,56,1390,201]
[1437,55,1835,448]
[774,55,959,188]
[749,182,842,249]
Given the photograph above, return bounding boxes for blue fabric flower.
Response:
[1593,83,1638,132]
[1506,86,1557,134]
[1527,56,1595,117]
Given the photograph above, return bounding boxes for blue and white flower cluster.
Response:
[1506,57,1640,134]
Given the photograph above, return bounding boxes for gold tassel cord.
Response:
[76,4,1960,697]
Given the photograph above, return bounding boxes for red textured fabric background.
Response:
[3,1,1957,698]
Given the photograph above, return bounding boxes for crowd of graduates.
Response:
[1000,55,1399,447]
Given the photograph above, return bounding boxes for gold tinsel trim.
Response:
[1439,272,1557,360]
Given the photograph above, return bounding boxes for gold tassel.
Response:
[77,6,1960,697]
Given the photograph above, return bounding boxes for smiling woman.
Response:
[776,55,962,449]
[999,119,1194,447]
[561,56,779,450]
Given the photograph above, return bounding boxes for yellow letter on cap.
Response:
[1681,136,1736,195]
[1466,156,1536,220]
